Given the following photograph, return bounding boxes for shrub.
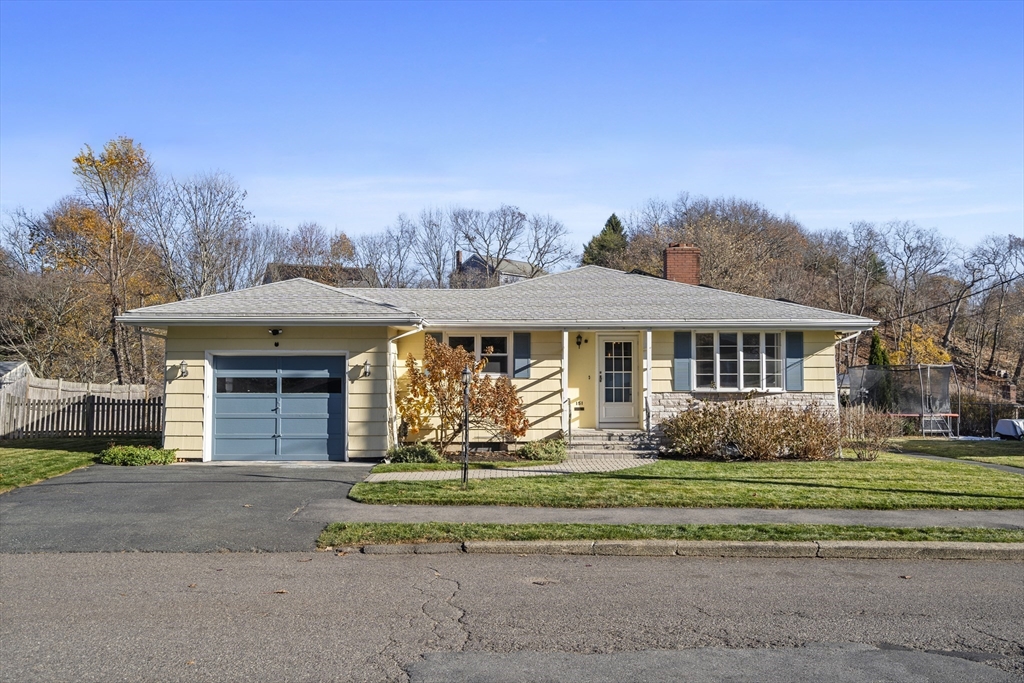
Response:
[516,439,567,462]
[98,445,177,466]
[662,401,839,461]
[841,405,904,460]
[787,408,840,461]
[661,402,730,458]
[387,442,443,464]
[729,403,787,460]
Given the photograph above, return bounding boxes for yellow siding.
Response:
[803,330,838,393]
[394,330,564,442]
[163,325,389,460]
[651,331,675,393]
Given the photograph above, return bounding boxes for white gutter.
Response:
[833,330,867,459]
[115,316,424,327]
[416,320,878,332]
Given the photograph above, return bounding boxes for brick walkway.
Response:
[363,458,654,482]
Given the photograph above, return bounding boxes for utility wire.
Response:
[880,272,1024,324]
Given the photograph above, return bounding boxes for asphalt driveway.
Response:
[0,463,372,553]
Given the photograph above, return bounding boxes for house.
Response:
[262,262,375,288]
[118,245,876,462]
[454,251,543,286]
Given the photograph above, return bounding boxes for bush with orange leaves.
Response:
[397,335,530,452]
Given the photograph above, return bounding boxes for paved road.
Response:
[1,553,1021,682]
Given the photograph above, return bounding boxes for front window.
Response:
[445,334,509,375]
[693,331,784,391]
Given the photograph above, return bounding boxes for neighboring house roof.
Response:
[118,278,420,326]
[0,361,30,379]
[262,263,375,287]
[459,254,541,279]
[120,265,876,331]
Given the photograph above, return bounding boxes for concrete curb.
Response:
[352,540,1024,560]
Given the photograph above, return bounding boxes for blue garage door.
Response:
[212,356,345,461]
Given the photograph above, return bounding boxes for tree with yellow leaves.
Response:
[28,138,159,384]
[890,324,952,366]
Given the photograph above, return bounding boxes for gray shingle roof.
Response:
[118,278,419,325]
[342,266,875,330]
[119,266,876,330]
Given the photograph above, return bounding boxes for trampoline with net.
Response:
[846,364,960,436]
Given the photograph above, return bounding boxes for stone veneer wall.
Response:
[648,391,838,443]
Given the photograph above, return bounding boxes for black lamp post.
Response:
[461,365,471,487]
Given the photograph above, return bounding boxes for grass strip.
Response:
[318,522,1024,548]
[349,454,1024,510]
[0,437,158,493]
[897,437,1023,461]
[960,456,1024,468]
[371,460,562,474]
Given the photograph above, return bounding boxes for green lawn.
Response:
[0,437,159,493]
[318,522,1024,548]
[372,460,562,474]
[898,437,1023,469]
[348,453,1024,510]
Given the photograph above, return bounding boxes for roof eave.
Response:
[115,315,424,327]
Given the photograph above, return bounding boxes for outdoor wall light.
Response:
[576,334,583,349]
[363,360,372,377]
[269,329,283,336]
[179,360,189,378]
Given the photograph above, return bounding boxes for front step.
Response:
[567,429,660,460]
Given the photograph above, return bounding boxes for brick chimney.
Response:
[455,250,463,271]
[663,243,701,285]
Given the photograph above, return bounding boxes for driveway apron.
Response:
[0,463,372,553]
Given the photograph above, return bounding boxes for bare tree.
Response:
[286,222,333,266]
[412,207,455,288]
[231,222,290,289]
[141,172,252,301]
[452,204,527,285]
[876,221,948,348]
[355,216,419,288]
[524,213,574,277]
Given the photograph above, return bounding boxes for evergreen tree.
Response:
[868,331,891,367]
[581,214,628,267]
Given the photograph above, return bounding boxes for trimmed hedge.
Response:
[387,442,443,463]
[98,445,177,466]
[516,439,567,462]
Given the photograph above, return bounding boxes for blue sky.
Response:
[1,1,1021,250]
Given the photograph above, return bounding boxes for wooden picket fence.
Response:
[0,394,164,439]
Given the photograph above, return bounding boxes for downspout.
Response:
[833,330,864,459]
[387,324,425,448]
[645,328,653,433]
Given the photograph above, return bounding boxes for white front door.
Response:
[598,335,639,427]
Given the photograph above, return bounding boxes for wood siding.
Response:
[164,326,389,460]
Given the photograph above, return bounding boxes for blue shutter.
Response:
[513,332,531,379]
[785,331,804,391]
[673,331,692,391]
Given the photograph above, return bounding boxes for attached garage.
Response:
[212,355,346,461]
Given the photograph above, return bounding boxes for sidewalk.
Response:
[364,458,651,482]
